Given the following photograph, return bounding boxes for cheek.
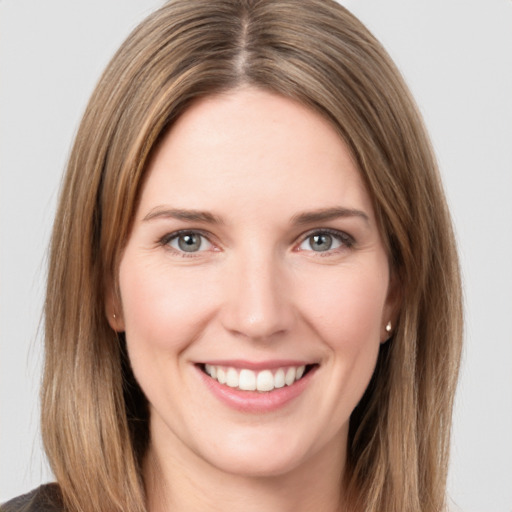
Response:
[118,257,218,352]
[299,264,389,348]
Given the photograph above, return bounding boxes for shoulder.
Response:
[1,484,63,512]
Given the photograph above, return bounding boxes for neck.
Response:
[143,427,349,512]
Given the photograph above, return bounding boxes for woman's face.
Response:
[110,87,395,478]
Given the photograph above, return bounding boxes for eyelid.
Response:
[159,229,218,255]
[157,227,354,256]
[295,228,355,252]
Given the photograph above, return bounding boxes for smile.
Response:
[196,361,319,413]
[202,364,311,392]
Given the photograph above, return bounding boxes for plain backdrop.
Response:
[1,1,511,510]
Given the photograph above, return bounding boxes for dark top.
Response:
[1,485,62,512]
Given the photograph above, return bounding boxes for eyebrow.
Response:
[290,207,370,225]
[142,207,224,224]
[142,206,369,226]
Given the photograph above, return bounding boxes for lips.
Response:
[196,360,318,412]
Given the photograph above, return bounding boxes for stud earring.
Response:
[385,321,392,334]
[113,313,117,320]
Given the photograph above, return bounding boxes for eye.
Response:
[164,231,213,253]
[297,230,353,253]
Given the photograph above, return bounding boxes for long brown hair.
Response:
[42,1,463,511]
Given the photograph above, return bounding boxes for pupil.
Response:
[311,234,332,251]
[178,234,201,252]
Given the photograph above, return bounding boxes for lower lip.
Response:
[196,366,317,413]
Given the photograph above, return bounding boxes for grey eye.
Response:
[298,231,348,253]
[168,232,212,253]
[309,234,333,252]
[178,234,201,252]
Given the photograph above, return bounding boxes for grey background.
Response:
[1,1,511,510]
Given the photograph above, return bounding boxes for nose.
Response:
[220,251,295,342]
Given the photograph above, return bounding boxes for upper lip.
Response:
[197,359,317,371]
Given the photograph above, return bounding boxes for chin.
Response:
[206,448,307,479]
[194,424,336,479]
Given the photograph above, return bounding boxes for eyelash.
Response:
[158,228,355,257]
[158,229,214,257]
[296,228,355,254]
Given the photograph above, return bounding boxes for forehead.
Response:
[138,87,374,221]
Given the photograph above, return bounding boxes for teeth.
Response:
[239,369,256,391]
[256,370,274,392]
[274,368,285,388]
[217,367,227,384]
[205,363,217,379]
[285,367,296,386]
[203,364,308,392]
[226,368,239,388]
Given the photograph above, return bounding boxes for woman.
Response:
[2,0,462,511]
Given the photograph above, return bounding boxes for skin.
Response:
[108,87,396,512]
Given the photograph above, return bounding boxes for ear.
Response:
[380,272,401,343]
[105,277,125,332]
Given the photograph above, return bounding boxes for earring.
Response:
[385,321,392,334]
[113,313,117,320]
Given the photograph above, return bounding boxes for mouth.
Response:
[198,363,318,393]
